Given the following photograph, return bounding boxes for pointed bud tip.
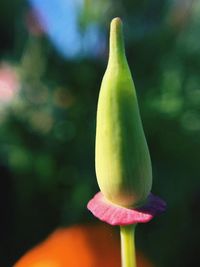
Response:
[111,17,122,24]
[110,17,123,31]
[109,17,125,63]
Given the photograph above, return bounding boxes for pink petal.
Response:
[87,192,166,226]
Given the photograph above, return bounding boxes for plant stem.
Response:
[120,224,137,267]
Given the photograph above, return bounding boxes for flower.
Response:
[14,223,154,267]
[0,63,19,103]
[88,17,166,226]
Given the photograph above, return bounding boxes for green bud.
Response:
[95,17,152,208]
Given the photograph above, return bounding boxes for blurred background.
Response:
[0,0,200,266]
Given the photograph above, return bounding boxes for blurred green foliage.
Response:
[0,0,200,266]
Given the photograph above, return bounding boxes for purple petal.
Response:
[87,192,166,226]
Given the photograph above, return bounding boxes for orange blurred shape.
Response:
[14,223,154,267]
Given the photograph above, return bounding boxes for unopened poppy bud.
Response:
[95,17,152,207]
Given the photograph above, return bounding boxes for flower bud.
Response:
[95,17,152,207]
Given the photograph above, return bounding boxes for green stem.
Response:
[120,224,137,267]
